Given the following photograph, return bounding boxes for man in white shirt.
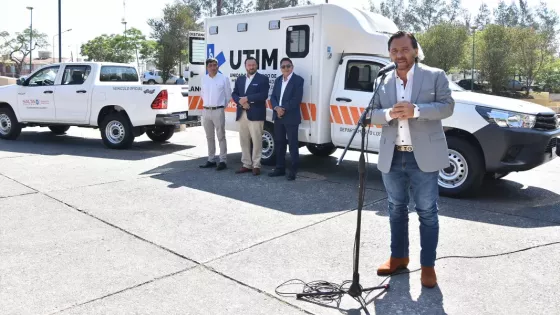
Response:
[199,58,232,171]
[368,31,454,289]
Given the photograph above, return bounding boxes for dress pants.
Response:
[274,121,299,173]
[202,107,227,163]
[238,110,264,168]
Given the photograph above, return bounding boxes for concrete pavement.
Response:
[1,126,559,315]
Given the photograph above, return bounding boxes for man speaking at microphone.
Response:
[369,31,454,288]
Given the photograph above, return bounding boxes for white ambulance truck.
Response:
[186,4,560,197]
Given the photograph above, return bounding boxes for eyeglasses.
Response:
[281,64,292,69]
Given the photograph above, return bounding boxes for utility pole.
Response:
[58,0,62,62]
[217,0,222,16]
[27,7,33,73]
[471,26,477,91]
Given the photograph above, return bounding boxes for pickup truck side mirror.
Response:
[16,77,28,86]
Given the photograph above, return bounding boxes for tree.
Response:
[1,28,48,77]
[255,0,310,11]
[416,22,469,72]
[478,25,515,93]
[80,28,149,64]
[512,27,551,95]
[148,1,198,82]
[537,56,560,92]
[474,3,492,29]
[375,0,406,30]
[407,0,448,32]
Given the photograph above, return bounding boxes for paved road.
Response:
[1,126,559,315]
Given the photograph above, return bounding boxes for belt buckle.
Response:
[397,145,413,152]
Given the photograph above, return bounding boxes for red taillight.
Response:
[151,90,168,109]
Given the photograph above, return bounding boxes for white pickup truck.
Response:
[0,62,192,149]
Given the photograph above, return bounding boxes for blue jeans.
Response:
[381,150,440,267]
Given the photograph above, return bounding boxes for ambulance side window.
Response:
[286,25,310,58]
[344,61,382,92]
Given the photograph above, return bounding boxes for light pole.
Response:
[26,7,33,74]
[122,20,127,39]
[471,26,477,91]
[53,29,72,63]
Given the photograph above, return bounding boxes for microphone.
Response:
[377,62,397,77]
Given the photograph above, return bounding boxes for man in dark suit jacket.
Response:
[268,57,304,181]
[231,57,270,176]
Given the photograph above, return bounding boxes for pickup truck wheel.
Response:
[307,143,337,157]
[48,126,70,135]
[438,136,485,198]
[100,112,134,149]
[0,107,22,140]
[260,123,276,166]
[147,126,175,142]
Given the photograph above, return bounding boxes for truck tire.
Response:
[438,136,485,198]
[260,123,276,166]
[307,143,337,157]
[100,112,134,149]
[147,126,175,142]
[0,107,22,140]
[48,126,70,135]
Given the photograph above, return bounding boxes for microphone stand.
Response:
[295,73,389,314]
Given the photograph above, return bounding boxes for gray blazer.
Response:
[370,63,455,173]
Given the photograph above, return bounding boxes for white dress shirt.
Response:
[385,65,420,146]
[201,72,232,107]
[279,72,293,106]
[244,73,254,93]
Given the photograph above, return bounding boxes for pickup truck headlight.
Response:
[475,106,536,128]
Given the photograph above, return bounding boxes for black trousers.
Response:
[274,122,299,172]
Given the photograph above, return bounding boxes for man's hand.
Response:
[392,101,415,120]
[239,96,248,105]
[275,107,285,117]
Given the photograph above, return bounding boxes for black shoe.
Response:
[268,168,286,177]
[200,161,217,168]
[287,171,296,181]
[216,162,227,171]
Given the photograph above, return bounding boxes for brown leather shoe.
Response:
[421,266,437,288]
[235,167,251,174]
[252,168,260,176]
[376,257,410,276]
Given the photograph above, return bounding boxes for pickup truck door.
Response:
[186,32,206,119]
[330,58,386,151]
[17,65,60,122]
[54,64,92,124]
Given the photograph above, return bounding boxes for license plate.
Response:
[175,112,187,120]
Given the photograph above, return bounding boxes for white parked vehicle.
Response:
[142,70,181,85]
[186,3,560,197]
[0,62,192,149]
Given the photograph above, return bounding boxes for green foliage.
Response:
[1,28,48,76]
[148,1,198,82]
[477,25,515,93]
[416,22,469,72]
[80,28,150,64]
[511,26,549,94]
[537,57,560,92]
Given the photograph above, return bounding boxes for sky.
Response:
[2,0,560,59]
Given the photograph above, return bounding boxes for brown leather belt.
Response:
[395,145,413,152]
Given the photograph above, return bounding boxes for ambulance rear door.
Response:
[187,31,206,119]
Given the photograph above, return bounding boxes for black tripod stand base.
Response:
[295,284,389,299]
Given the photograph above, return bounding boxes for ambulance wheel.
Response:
[307,143,337,157]
[438,136,485,198]
[260,123,276,166]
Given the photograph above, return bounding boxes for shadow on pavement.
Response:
[141,153,387,215]
[143,153,560,226]
[0,130,195,161]
[370,273,447,315]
